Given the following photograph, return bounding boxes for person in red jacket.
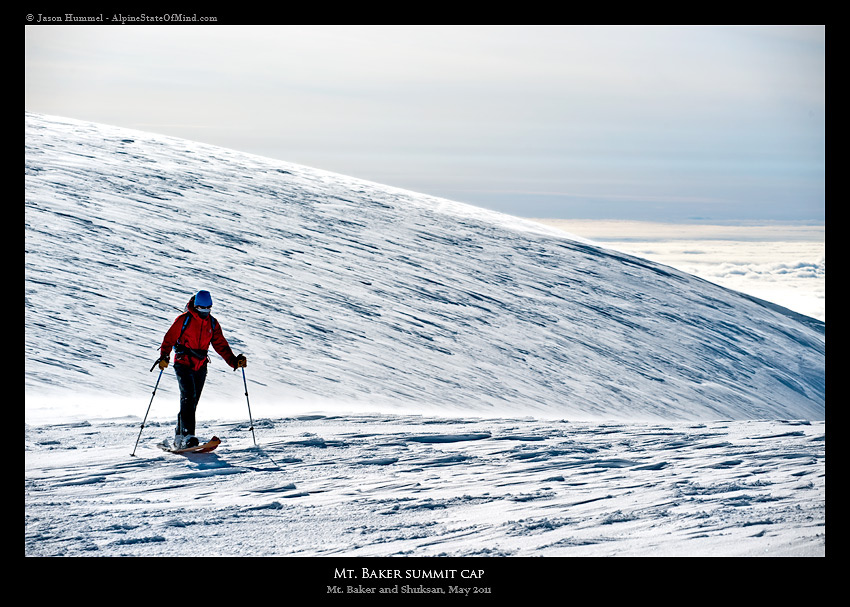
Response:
[156,290,246,448]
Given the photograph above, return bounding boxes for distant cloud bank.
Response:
[531,219,825,321]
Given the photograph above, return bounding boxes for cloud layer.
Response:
[532,220,825,321]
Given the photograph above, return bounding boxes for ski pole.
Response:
[239,367,280,468]
[131,367,164,456]
[241,366,257,446]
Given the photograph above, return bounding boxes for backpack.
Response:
[174,312,217,363]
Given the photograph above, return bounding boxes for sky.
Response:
[24,24,825,223]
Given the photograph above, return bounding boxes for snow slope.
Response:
[25,414,824,558]
[24,112,824,424]
[25,113,825,559]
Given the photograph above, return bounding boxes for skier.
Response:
[155,290,246,448]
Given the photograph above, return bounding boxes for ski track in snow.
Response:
[24,415,825,557]
[24,113,826,558]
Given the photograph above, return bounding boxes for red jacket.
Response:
[160,298,238,371]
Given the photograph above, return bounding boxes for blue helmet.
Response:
[194,290,213,308]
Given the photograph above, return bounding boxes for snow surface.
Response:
[26,415,824,558]
[25,112,825,558]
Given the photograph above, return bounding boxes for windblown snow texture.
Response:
[25,415,825,557]
[24,112,824,422]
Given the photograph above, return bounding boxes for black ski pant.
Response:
[174,363,207,436]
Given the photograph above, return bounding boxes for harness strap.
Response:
[173,312,215,363]
[174,345,209,360]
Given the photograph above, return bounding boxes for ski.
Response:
[160,436,221,454]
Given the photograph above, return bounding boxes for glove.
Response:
[235,354,247,369]
[151,355,169,372]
